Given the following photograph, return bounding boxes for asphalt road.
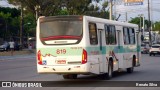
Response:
[0,54,160,90]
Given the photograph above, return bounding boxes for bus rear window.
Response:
[40,17,83,45]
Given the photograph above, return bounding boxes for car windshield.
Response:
[152,45,160,48]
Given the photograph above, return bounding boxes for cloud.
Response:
[0,0,15,8]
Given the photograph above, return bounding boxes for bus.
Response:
[36,15,141,79]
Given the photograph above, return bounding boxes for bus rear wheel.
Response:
[101,61,113,80]
[63,74,77,79]
[127,57,135,73]
[127,67,134,73]
[63,75,69,79]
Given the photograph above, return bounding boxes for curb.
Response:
[0,49,36,60]
[0,49,36,56]
[0,54,36,61]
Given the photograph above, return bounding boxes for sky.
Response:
[113,0,160,22]
[0,0,160,22]
[0,0,15,8]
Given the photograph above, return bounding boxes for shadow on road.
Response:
[72,70,141,81]
[41,71,142,87]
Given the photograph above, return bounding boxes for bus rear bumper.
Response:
[37,64,90,74]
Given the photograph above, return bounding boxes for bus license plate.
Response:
[56,60,66,64]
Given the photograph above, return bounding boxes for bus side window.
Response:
[89,23,98,45]
[129,28,135,44]
[123,27,129,44]
[105,25,116,45]
[123,27,135,45]
[105,25,109,44]
[109,26,116,44]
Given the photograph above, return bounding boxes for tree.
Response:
[7,0,110,38]
[129,17,140,25]
[8,0,107,17]
[0,16,5,38]
[152,22,160,34]
[62,0,92,15]
[0,12,11,40]
[0,7,20,41]
[84,1,109,19]
[0,7,20,17]
[129,17,151,31]
[10,16,20,37]
[23,13,36,37]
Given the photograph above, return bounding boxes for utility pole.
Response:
[138,14,144,33]
[139,14,142,32]
[35,5,41,20]
[109,0,113,20]
[20,3,24,48]
[143,15,145,36]
[114,0,117,21]
[125,12,128,22]
[148,0,152,46]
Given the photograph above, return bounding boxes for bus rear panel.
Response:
[36,16,90,74]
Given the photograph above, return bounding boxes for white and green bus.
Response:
[36,15,141,79]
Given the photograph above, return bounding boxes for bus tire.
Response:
[63,75,69,79]
[63,75,70,79]
[108,61,113,79]
[63,74,77,79]
[102,61,113,80]
[127,57,135,73]
[149,53,152,56]
[127,67,133,73]
[133,55,136,67]
[69,74,77,79]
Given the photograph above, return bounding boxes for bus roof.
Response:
[84,15,138,28]
[38,15,138,28]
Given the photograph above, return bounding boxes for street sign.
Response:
[124,0,144,6]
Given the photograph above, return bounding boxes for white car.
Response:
[0,41,10,51]
[149,44,160,56]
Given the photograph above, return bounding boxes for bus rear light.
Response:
[136,59,138,62]
[113,61,117,65]
[82,49,87,64]
[37,50,42,65]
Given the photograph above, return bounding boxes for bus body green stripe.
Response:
[37,45,140,56]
